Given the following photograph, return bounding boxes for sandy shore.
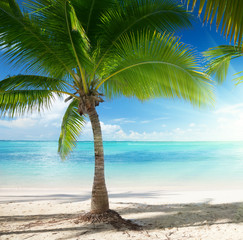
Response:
[1,188,243,239]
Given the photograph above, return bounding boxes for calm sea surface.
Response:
[1,141,243,189]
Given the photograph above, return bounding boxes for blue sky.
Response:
[0,2,243,141]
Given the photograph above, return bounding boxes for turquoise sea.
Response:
[1,141,243,190]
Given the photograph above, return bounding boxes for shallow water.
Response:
[1,141,243,190]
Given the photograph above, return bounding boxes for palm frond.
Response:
[0,0,90,80]
[70,0,114,37]
[0,75,69,92]
[91,0,192,75]
[203,44,243,83]
[97,30,214,106]
[64,1,90,92]
[0,90,57,117]
[234,71,243,85]
[0,74,80,117]
[184,0,243,46]
[58,99,85,160]
[99,0,191,43]
[26,0,91,64]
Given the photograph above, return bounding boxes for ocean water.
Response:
[1,141,243,190]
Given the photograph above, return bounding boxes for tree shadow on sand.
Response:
[119,201,243,228]
[0,191,179,204]
[1,199,243,238]
[0,193,91,203]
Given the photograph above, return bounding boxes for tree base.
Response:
[76,209,142,230]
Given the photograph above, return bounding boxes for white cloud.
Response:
[82,121,122,139]
[101,122,121,133]
[215,103,243,115]
[140,120,150,124]
[79,104,243,141]
[111,118,136,124]
[0,118,37,128]
[2,98,243,142]
[112,118,125,122]
[80,122,204,141]
[52,122,61,128]
[208,103,243,141]
[154,117,169,121]
[0,96,69,139]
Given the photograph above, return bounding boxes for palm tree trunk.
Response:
[87,105,109,213]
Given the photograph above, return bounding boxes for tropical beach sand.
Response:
[1,188,243,240]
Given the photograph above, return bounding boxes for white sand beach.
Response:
[1,187,243,240]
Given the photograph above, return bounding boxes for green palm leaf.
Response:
[97,31,214,106]
[92,0,192,74]
[203,44,243,83]
[0,75,69,92]
[69,0,115,39]
[0,0,90,79]
[98,0,191,48]
[0,89,56,117]
[0,75,77,117]
[233,71,243,85]
[184,0,243,46]
[58,99,85,160]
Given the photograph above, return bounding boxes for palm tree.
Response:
[0,0,213,215]
[183,1,242,84]
[203,44,243,84]
[184,0,243,46]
